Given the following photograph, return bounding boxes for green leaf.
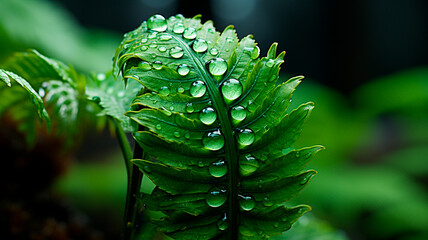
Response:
[114,14,321,239]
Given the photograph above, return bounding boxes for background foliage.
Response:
[1,0,427,239]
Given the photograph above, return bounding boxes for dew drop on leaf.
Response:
[281,216,288,222]
[237,128,255,146]
[183,27,197,40]
[184,132,191,139]
[158,86,170,96]
[226,37,234,43]
[263,196,273,206]
[266,59,275,67]
[149,43,157,48]
[239,154,259,176]
[141,38,148,43]
[174,131,181,138]
[190,80,207,98]
[202,129,225,151]
[207,58,228,77]
[147,14,168,32]
[169,46,184,58]
[193,39,208,53]
[206,188,227,207]
[209,159,227,178]
[138,61,151,71]
[210,48,219,55]
[155,124,162,130]
[177,87,185,93]
[141,46,148,51]
[159,33,172,41]
[231,106,247,122]
[221,79,242,101]
[239,195,256,211]
[91,96,100,104]
[295,152,300,158]
[177,64,190,76]
[273,222,279,228]
[153,61,162,70]
[148,31,158,39]
[300,176,309,185]
[185,103,194,113]
[199,107,217,125]
[158,46,167,52]
[217,213,229,231]
[172,22,185,34]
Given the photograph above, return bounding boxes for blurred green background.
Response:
[1,0,427,239]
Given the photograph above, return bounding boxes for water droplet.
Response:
[141,38,148,43]
[184,133,191,139]
[172,22,185,34]
[185,103,194,113]
[96,73,106,81]
[183,27,197,40]
[159,86,170,96]
[209,159,227,178]
[190,81,207,98]
[197,161,204,167]
[266,59,275,67]
[141,46,148,51]
[226,37,234,43]
[156,124,162,130]
[177,64,190,76]
[158,46,167,52]
[221,79,242,101]
[192,39,208,53]
[281,216,288,222]
[300,176,309,185]
[210,48,219,55]
[148,31,158,39]
[174,131,181,138]
[273,222,279,228]
[217,213,229,231]
[149,43,157,48]
[237,128,255,146]
[153,61,162,70]
[295,152,300,158]
[38,88,46,98]
[207,58,228,77]
[251,46,260,59]
[231,106,246,122]
[138,61,151,71]
[177,87,185,93]
[159,34,172,41]
[239,154,259,176]
[208,28,215,33]
[169,106,174,111]
[91,96,100,104]
[147,14,167,32]
[206,188,227,207]
[239,195,256,211]
[169,46,184,58]
[202,130,225,151]
[199,107,217,125]
[263,196,273,206]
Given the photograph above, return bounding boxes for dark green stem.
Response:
[116,120,144,240]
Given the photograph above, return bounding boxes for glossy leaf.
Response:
[114,14,321,239]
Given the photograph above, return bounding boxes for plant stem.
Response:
[115,120,144,240]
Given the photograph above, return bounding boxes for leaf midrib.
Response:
[171,33,239,240]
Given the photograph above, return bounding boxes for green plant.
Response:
[1,14,321,240]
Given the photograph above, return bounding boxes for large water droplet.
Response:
[210,48,219,55]
[251,46,260,59]
[177,64,190,76]
[190,81,207,98]
[147,14,168,32]
[185,103,194,113]
[140,45,148,51]
[177,87,185,93]
[262,196,273,206]
[202,130,225,151]
[217,213,229,231]
[199,107,217,125]
[170,46,184,58]
[207,58,228,77]
[153,61,162,70]
[239,154,259,176]
[138,61,152,71]
[206,188,227,207]
[183,27,197,40]
[172,22,185,34]
[231,106,246,122]
[237,128,255,146]
[159,33,172,41]
[239,195,256,211]
[159,86,170,96]
[193,39,208,53]
[209,159,227,178]
[221,79,242,101]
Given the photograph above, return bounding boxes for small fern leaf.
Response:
[115,14,322,239]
